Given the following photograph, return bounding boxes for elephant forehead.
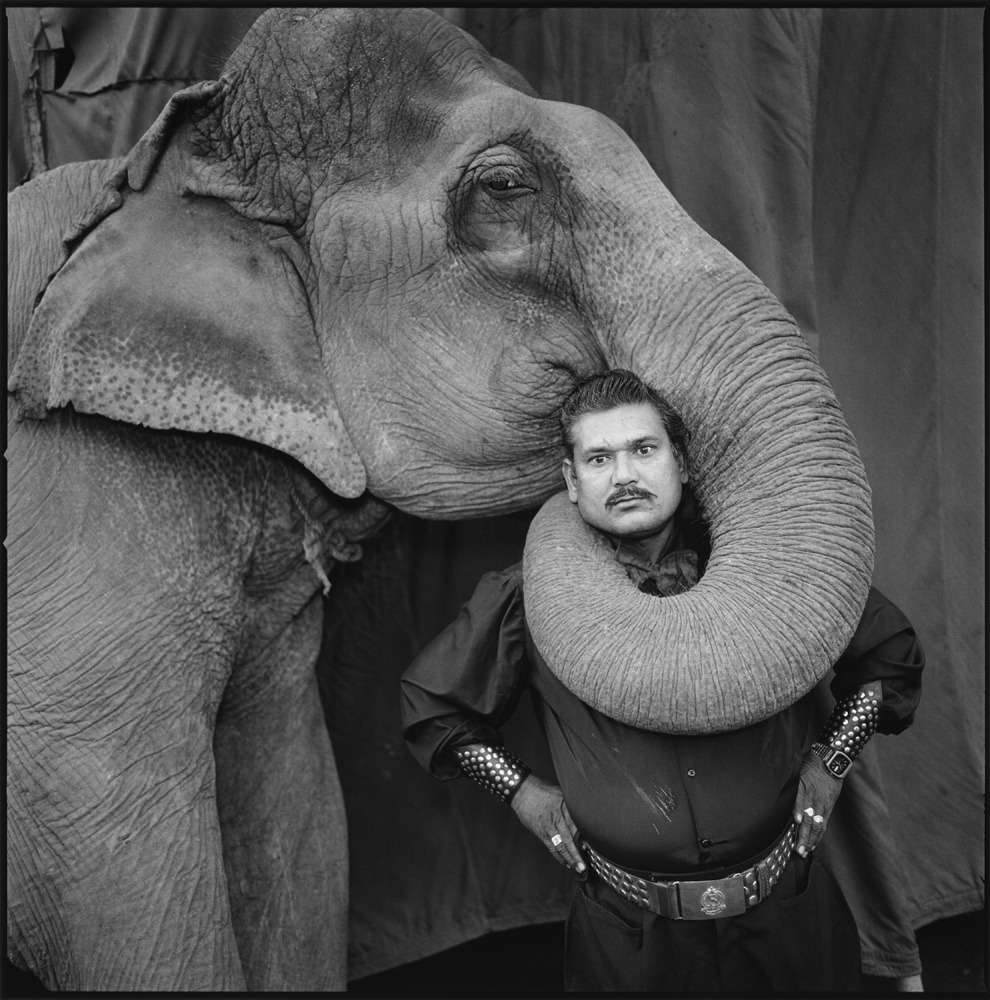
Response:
[220,8,516,174]
[229,8,501,93]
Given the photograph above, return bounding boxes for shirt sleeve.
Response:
[400,562,530,779]
[830,585,925,734]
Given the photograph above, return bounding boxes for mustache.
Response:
[606,486,655,507]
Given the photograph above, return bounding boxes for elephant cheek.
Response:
[328,324,585,517]
[363,442,563,519]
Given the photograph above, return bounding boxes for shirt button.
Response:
[699,838,712,849]
[686,769,696,777]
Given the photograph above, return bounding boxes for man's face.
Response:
[562,402,688,542]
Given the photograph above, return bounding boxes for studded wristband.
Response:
[452,744,531,804]
[812,688,881,778]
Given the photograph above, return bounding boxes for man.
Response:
[401,370,924,992]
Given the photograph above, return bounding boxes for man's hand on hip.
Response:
[792,750,845,857]
[511,774,586,874]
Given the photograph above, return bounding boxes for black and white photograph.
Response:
[6,6,984,995]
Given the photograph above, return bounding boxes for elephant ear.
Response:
[9,165,366,500]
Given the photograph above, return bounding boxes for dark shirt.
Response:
[401,534,923,876]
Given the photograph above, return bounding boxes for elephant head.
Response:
[10,8,872,733]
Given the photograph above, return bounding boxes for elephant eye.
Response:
[479,165,535,201]
[455,149,542,253]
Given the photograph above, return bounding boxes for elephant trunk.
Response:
[523,193,874,734]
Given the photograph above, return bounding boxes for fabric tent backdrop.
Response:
[7,5,983,983]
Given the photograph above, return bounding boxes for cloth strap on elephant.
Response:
[812,689,881,778]
[452,744,531,804]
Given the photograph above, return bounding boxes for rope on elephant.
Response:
[287,476,335,596]
[286,471,383,595]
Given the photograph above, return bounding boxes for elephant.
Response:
[7,7,874,992]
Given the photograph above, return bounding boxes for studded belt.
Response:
[583,822,799,920]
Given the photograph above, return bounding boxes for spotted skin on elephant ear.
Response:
[9,188,366,500]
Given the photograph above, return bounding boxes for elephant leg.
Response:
[6,412,266,989]
[7,644,245,991]
[214,591,348,991]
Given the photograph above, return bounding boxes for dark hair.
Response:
[559,369,691,463]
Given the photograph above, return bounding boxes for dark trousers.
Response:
[564,853,863,992]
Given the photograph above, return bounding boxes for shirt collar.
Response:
[611,527,700,597]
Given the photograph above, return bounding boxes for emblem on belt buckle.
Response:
[700,885,728,916]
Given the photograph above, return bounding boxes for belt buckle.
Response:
[674,874,747,920]
[643,879,680,919]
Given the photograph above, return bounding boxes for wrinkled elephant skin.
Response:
[6,7,873,992]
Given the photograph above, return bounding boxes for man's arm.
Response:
[792,586,924,857]
[400,565,585,873]
[452,746,586,873]
[400,566,528,777]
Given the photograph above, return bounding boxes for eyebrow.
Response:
[580,435,661,456]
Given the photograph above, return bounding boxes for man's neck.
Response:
[611,518,678,566]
